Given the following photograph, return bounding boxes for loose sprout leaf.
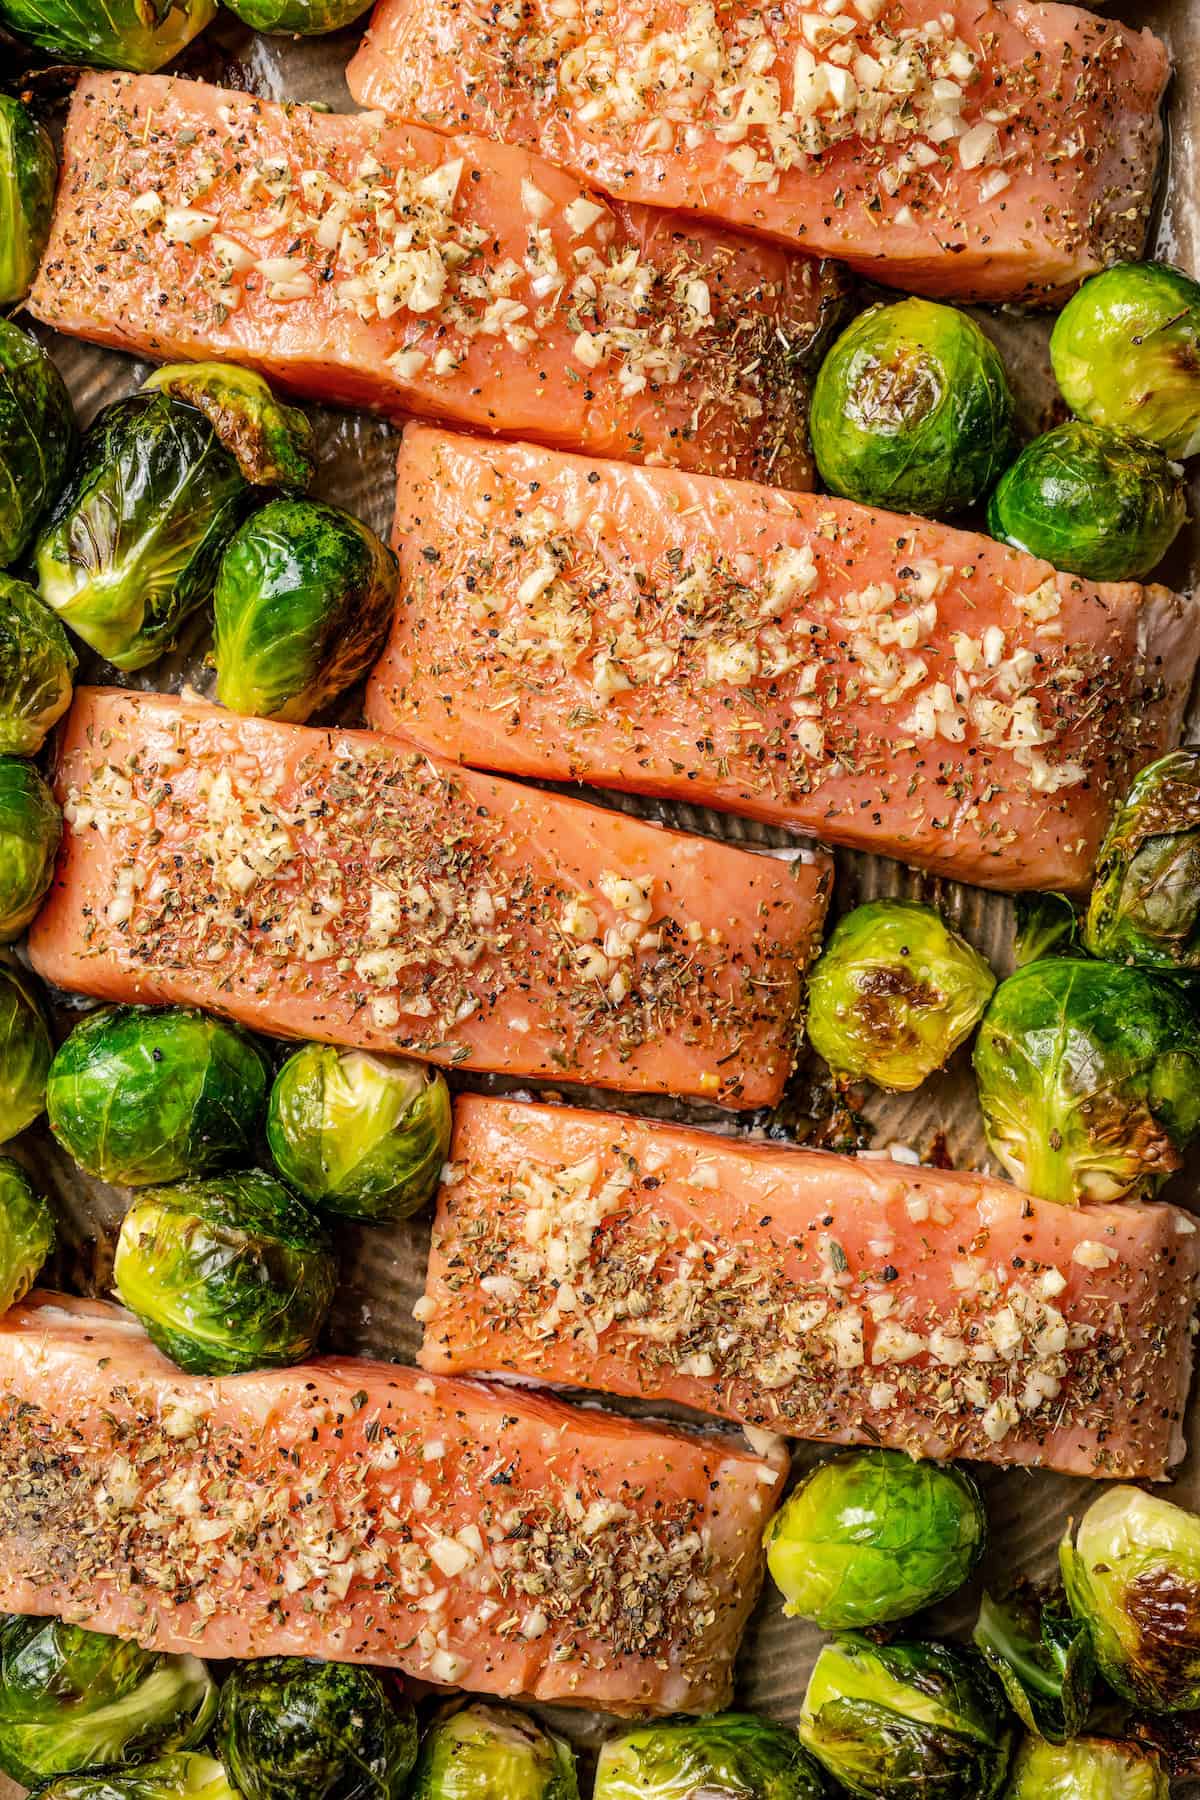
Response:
[218,1657,418,1800]
[410,1702,580,1800]
[595,1712,826,1800]
[973,1583,1095,1743]
[1013,893,1080,968]
[142,364,316,492]
[0,317,76,569]
[1085,750,1200,969]
[1051,261,1200,460]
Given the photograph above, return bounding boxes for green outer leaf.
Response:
[0,97,56,307]
[0,572,76,757]
[0,317,76,570]
[218,1658,418,1800]
[0,1154,53,1311]
[29,1752,241,1800]
[973,1585,1094,1743]
[218,0,370,30]
[409,1702,580,1800]
[0,0,215,69]
[1084,749,1200,969]
[0,757,60,942]
[141,365,315,492]
[1003,1735,1168,1800]
[1050,261,1200,460]
[0,964,50,1142]
[1013,893,1079,968]
[595,1712,827,1799]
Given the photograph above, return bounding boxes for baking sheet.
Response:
[3,0,1200,1788]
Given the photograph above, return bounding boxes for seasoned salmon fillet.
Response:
[366,429,1196,892]
[28,73,842,488]
[27,690,830,1108]
[419,1098,1200,1480]
[346,0,1168,304]
[0,1293,786,1714]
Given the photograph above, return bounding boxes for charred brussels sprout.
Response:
[410,1702,579,1800]
[765,1450,985,1629]
[973,1584,1094,1744]
[0,573,75,756]
[0,0,215,70]
[141,365,315,493]
[219,0,372,32]
[1085,750,1200,969]
[0,757,60,941]
[218,1659,418,1800]
[0,1616,216,1786]
[1003,1736,1168,1800]
[1050,262,1200,460]
[807,899,995,1091]
[809,299,1014,516]
[595,1714,826,1800]
[113,1169,336,1376]
[214,499,398,724]
[1061,1486,1200,1712]
[0,318,75,570]
[799,1635,1014,1800]
[267,1046,451,1223]
[34,1754,243,1800]
[1014,893,1078,968]
[986,423,1184,582]
[0,966,50,1141]
[973,958,1200,1204]
[0,97,56,307]
[0,1157,53,1312]
[47,1006,269,1187]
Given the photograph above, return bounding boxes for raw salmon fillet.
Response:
[0,1292,786,1714]
[366,429,1197,892]
[28,73,842,488]
[346,0,1168,304]
[27,690,830,1109]
[419,1098,1200,1479]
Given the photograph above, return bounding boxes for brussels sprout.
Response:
[1050,262,1200,460]
[0,965,50,1141]
[1084,750,1200,970]
[211,0,371,34]
[218,1658,418,1800]
[34,1753,242,1800]
[0,0,215,71]
[1003,1735,1168,1800]
[267,1047,451,1223]
[800,1635,1014,1800]
[113,1169,336,1376]
[986,423,1184,582]
[973,958,1200,1204]
[765,1450,985,1630]
[0,1157,53,1312]
[0,97,56,307]
[809,299,1014,516]
[47,1006,269,1187]
[141,366,315,493]
[807,899,995,1091]
[0,573,75,757]
[595,1714,826,1800]
[410,1702,579,1800]
[0,1616,216,1786]
[0,757,60,941]
[0,318,75,570]
[1061,1486,1200,1713]
[974,1584,1095,1744]
[1013,892,1079,968]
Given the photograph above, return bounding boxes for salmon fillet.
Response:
[366,429,1196,892]
[0,1292,786,1714]
[27,73,843,488]
[419,1098,1200,1479]
[345,0,1168,304]
[27,690,830,1109]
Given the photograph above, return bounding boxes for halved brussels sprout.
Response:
[807,899,995,1091]
[986,423,1184,582]
[809,298,1014,516]
[219,0,372,30]
[595,1714,825,1800]
[973,1584,1094,1744]
[0,96,56,307]
[1050,262,1200,460]
[0,318,75,570]
[410,1703,579,1800]
[1061,1486,1200,1713]
[33,1753,241,1800]
[765,1450,986,1630]
[1013,892,1079,968]
[973,958,1200,1204]
[0,0,216,71]
[1085,750,1200,969]
[114,1170,336,1376]
[0,1616,216,1786]
[218,1658,418,1800]
[0,966,50,1141]
[0,757,60,941]
[1004,1736,1168,1800]
[141,366,315,493]
[0,573,75,756]
[267,1047,451,1223]
[214,498,398,724]
[0,1156,53,1312]
[47,1006,269,1187]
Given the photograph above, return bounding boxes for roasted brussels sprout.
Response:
[0,97,56,307]
[1050,262,1200,460]
[1061,1486,1200,1712]
[0,573,75,756]
[1003,1735,1168,1800]
[974,1584,1094,1744]
[986,423,1184,582]
[765,1450,986,1630]
[217,0,371,33]
[0,0,215,71]
[0,965,50,1141]
[0,318,75,570]
[1085,750,1200,969]
[47,1006,269,1187]
[113,1169,336,1376]
[218,1658,418,1800]
[809,299,1014,516]
[34,1753,242,1800]
[141,365,315,493]
[0,1157,53,1312]
[595,1714,826,1800]
[0,1616,216,1786]
[214,499,398,724]
[807,899,995,1091]
[267,1047,451,1223]
[0,757,60,942]
[410,1702,579,1800]
[973,958,1200,1204]
[1014,892,1079,968]
[800,1635,1014,1800]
